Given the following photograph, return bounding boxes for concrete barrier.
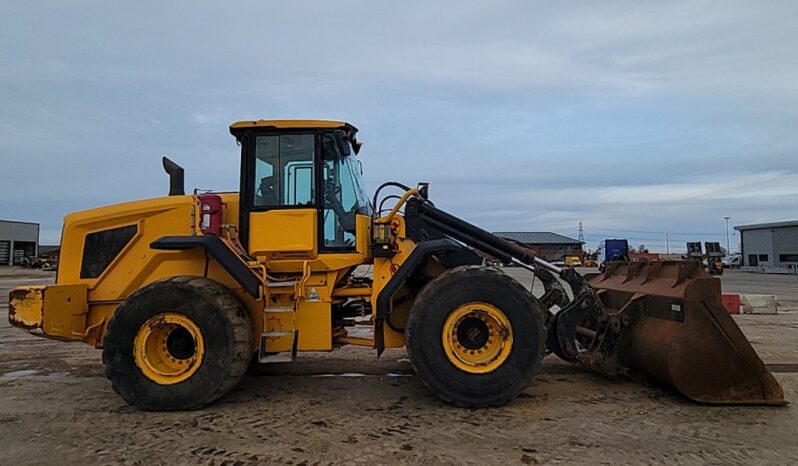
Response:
[740,266,798,275]
[740,294,778,314]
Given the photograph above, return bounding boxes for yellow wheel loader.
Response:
[8,120,784,410]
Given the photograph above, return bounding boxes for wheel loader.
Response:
[8,119,784,410]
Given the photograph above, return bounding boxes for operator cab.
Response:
[230,120,371,258]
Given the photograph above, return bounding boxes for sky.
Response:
[2,1,797,252]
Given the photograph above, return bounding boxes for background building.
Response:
[38,245,61,257]
[735,220,798,271]
[493,232,583,262]
[0,220,39,265]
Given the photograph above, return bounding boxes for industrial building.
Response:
[735,220,798,272]
[0,220,39,265]
[493,232,583,262]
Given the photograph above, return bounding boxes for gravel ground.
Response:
[1,267,797,465]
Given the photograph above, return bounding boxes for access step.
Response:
[258,331,297,363]
[267,281,297,288]
[263,306,296,313]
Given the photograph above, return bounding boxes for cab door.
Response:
[243,132,318,261]
[319,131,371,255]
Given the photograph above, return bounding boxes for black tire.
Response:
[406,266,546,408]
[102,276,253,411]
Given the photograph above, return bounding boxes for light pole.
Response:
[724,216,731,256]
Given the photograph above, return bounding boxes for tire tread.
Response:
[102,276,252,410]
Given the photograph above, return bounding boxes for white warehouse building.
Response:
[0,220,39,265]
[735,220,798,272]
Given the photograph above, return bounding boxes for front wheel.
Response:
[102,276,253,411]
[406,266,546,407]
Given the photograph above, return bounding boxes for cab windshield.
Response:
[322,133,371,248]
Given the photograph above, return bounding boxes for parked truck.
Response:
[598,239,629,271]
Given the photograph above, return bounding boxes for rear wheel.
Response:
[103,276,252,411]
[406,266,546,407]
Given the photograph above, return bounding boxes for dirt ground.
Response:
[1,267,797,465]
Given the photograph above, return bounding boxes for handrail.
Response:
[376,188,418,223]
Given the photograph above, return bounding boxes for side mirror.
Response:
[334,131,350,156]
[417,182,429,200]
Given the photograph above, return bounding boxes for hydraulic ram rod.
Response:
[409,198,564,275]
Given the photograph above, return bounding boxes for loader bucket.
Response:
[576,261,784,405]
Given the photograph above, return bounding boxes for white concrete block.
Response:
[740,294,778,314]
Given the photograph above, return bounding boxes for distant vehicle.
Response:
[20,255,58,271]
[564,256,583,268]
[686,241,724,275]
[704,242,724,275]
[723,255,742,269]
[598,239,629,271]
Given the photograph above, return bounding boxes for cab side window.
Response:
[253,134,315,207]
[322,134,359,248]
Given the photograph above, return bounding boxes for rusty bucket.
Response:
[576,261,785,405]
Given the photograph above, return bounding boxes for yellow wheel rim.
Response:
[134,313,204,385]
[442,302,513,374]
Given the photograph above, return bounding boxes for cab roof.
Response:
[229,119,357,137]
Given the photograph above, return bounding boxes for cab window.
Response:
[253,134,315,207]
[322,133,369,248]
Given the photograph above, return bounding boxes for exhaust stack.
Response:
[162,156,185,196]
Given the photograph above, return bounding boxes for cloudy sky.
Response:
[2,2,797,252]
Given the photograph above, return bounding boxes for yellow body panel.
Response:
[354,214,371,256]
[58,195,196,291]
[248,209,317,260]
[295,272,336,350]
[263,214,370,274]
[371,217,417,349]
[43,284,89,338]
[35,194,263,348]
[295,301,332,350]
